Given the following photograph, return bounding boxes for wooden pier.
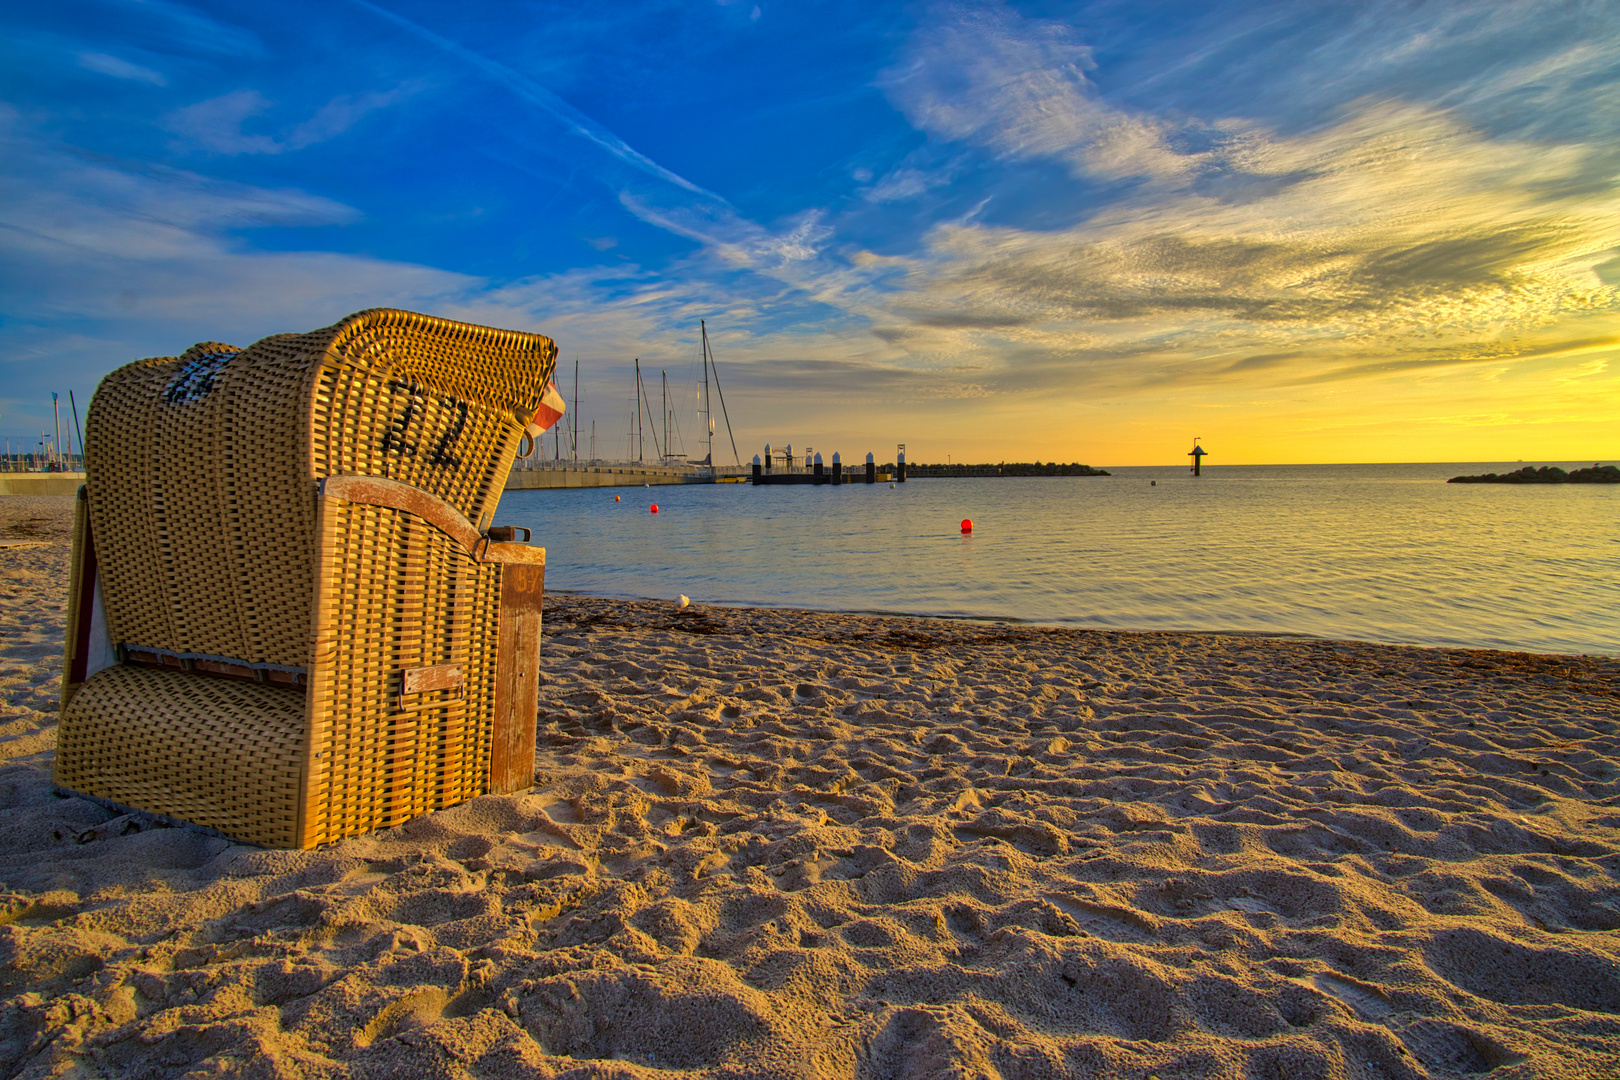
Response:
[505,462,748,490]
[750,447,900,486]
[0,472,86,496]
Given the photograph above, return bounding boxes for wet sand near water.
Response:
[2,494,1619,1078]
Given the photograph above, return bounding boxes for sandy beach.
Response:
[3,493,1618,1079]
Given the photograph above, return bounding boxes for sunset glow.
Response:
[3,1,1616,464]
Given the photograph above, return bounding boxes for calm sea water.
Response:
[500,462,1620,656]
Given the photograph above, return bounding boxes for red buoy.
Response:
[961,518,973,533]
[650,503,659,513]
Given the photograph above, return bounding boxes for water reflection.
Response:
[501,462,1619,655]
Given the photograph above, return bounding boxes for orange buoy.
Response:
[961,518,973,533]
[614,495,621,501]
[650,503,659,514]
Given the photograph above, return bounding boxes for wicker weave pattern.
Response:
[83,311,553,666]
[311,310,551,531]
[218,333,328,664]
[61,309,556,849]
[327,312,554,421]
[300,498,502,846]
[84,352,226,654]
[310,365,522,534]
[57,666,306,848]
[85,337,324,665]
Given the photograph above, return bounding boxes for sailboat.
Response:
[697,320,741,472]
[629,321,741,478]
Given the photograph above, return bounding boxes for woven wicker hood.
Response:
[83,308,557,668]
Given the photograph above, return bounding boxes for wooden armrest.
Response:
[320,474,542,564]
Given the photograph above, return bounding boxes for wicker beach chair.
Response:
[56,309,560,849]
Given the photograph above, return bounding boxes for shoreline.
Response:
[543,588,1620,661]
[4,494,1619,1077]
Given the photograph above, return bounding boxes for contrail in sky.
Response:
[348,0,722,201]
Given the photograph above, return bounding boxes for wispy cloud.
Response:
[337,0,850,301]
[6,0,1617,461]
[0,110,395,328]
[165,88,410,155]
[77,51,167,85]
[847,4,1620,409]
[881,4,1211,184]
[118,0,264,58]
[862,166,954,204]
[0,102,863,449]
[346,0,720,199]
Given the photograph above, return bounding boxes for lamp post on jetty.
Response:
[1188,437,1207,476]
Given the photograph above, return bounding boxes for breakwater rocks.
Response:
[908,461,1111,478]
[1448,464,1620,484]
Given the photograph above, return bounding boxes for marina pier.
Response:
[0,471,87,496]
[750,446,902,485]
[506,460,749,490]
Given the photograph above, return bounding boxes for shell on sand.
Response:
[2,494,1619,1077]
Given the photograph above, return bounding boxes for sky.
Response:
[2,0,1617,466]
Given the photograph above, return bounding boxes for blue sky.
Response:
[3,0,1617,464]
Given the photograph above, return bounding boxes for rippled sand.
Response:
[3,495,1619,1078]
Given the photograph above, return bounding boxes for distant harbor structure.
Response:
[1,389,88,494]
[1189,437,1208,476]
[505,320,748,490]
[747,445,1111,486]
[751,443,904,485]
[506,460,745,489]
[1448,463,1619,485]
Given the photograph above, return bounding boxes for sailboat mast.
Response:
[572,359,579,463]
[634,359,642,462]
[661,370,668,461]
[705,331,742,467]
[638,361,657,464]
[702,321,712,468]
